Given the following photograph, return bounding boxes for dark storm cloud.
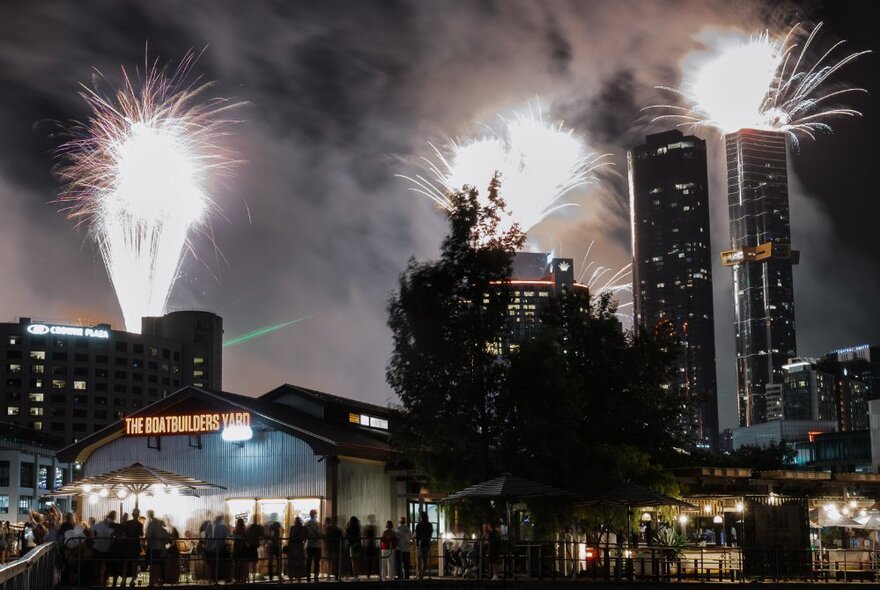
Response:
[0,0,876,425]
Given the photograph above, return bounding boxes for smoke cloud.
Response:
[0,1,876,424]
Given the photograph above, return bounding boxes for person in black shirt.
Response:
[415,512,433,580]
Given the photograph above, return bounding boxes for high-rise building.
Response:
[629,130,718,448]
[721,129,799,427]
[0,310,222,444]
[821,344,879,402]
[782,357,868,432]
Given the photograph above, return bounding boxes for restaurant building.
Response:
[56,384,410,535]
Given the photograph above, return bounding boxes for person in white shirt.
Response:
[395,517,412,579]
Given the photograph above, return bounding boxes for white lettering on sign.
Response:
[26,324,110,339]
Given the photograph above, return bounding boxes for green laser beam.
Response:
[223,315,313,348]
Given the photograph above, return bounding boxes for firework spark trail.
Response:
[398,102,610,237]
[646,22,870,147]
[223,315,314,348]
[56,51,240,333]
[576,240,633,322]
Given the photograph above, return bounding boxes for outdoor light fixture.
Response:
[222,424,253,442]
[678,514,688,525]
[703,504,712,514]
[116,488,128,499]
[713,515,723,524]
[641,512,652,522]
[82,484,92,493]
[824,503,835,512]
[735,502,744,512]
[849,500,858,508]
[99,488,109,497]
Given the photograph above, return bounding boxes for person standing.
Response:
[363,515,378,579]
[120,509,144,587]
[323,517,342,581]
[287,517,306,582]
[304,509,323,582]
[345,516,362,581]
[204,515,229,582]
[244,517,264,581]
[92,511,117,585]
[265,519,282,581]
[144,512,170,586]
[379,520,398,581]
[395,517,412,580]
[415,511,433,580]
[232,518,248,583]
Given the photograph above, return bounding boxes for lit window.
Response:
[193,370,204,378]
[29,351,45,360]
[31,365,44,374]
[51,380,66,389]
[73,381,86,390]
[8,337,18,346]
[0,495,8,514]
[31,422,42,431]
[29,408,43,416]
[7,407,19,416]
[7,364,21,374]
[18,496,32,514]
[149,346,158,357]
[193,357,205,366]
[28,393,43,403]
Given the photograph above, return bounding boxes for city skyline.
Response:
[0,1,877,431]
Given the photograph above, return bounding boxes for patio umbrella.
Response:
[48,462,226,508]
[584,481,696,509]
[581,481,697,544]
[442,473,579,532]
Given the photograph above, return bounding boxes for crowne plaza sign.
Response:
[124,411,251,436]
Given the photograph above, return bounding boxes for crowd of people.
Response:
[3,506,441,585]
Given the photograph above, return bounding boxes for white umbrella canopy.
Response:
[853,510,880,530]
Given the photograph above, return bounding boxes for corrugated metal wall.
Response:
[335,458,393,529]
[83,428,324,534]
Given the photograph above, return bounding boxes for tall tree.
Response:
[386,176,524,491]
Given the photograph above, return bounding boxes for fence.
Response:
[0,543,57,590]
[54,535,880,586]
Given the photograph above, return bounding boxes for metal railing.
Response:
[0,543,57,590]
[53,535,880,585]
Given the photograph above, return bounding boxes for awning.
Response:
[442,473,580,503]
[582,481,697,509]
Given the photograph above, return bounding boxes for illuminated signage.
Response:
[26,324,109,339]
[124,411,251,436]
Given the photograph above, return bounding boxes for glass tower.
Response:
[721,129,798,427]
[629,130,718,448]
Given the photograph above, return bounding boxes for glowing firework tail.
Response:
[223,315,314,348]
[398,102,609,237]
[55,51,240,333]
[647,22,869,146]
[576,240,633,322]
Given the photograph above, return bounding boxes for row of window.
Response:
[4,376,179,390]
[6,335,178,359]
[0,461,64,489]
[5,350,181,369]
[7,406,126,419]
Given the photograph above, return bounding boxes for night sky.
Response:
[0,0,876,431]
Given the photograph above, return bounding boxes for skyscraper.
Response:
[629,130,718,448]
[721,129,798,427]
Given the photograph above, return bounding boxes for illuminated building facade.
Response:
[722,129,798,427]
[0,422,72,523]
[499,252,592,350]
[0,311,222,444]
[59,384,407,538]
[821,344,880,402]
[783,357,868,432]
[629,130,718,448]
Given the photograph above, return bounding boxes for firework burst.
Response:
[647,22,870,147]
[56,51,240,333]
[576,240,633,322]
[398,102,609,237]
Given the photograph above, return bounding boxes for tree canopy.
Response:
[387,180,698,496]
